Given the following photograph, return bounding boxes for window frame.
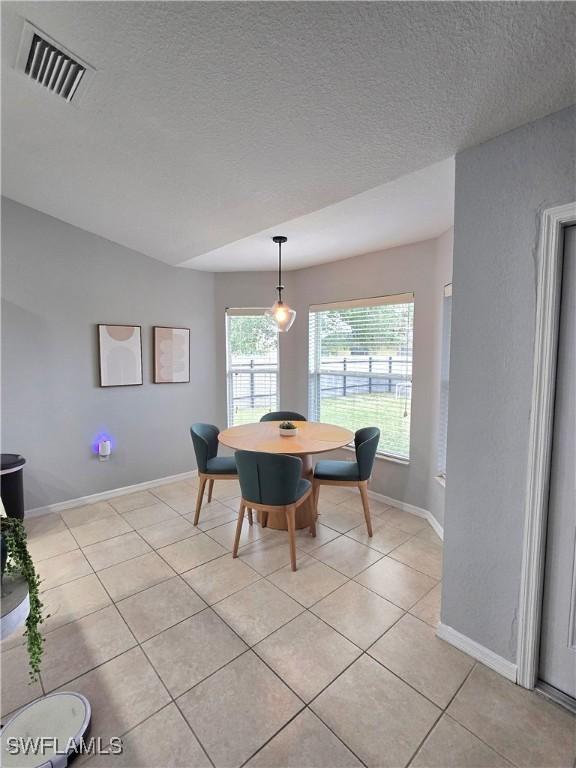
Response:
[437,283,452,480]
[307,292,415,461]
[225,308,280,427]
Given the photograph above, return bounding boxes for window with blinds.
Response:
[437,284,452,478]
[308,294,414,460]
[226,309,279,426]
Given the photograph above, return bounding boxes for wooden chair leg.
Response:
[313,481,321,515]
[285,505,297,571]
[261,510,269,528]
[207,479,215,503]
[359,481,373,537]
[193,477,207,526]
[309,496,317,538]
[233,502,246,558]
[247,508,253,526]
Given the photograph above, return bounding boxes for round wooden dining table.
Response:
[218,420,353,530]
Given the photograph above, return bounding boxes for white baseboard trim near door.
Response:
[367,489,444,540]
[437,622,518,682]
[25,469,199,518]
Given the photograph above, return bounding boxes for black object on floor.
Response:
[0,453,26,520]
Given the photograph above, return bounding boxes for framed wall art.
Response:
[154,326,190,383]
[98,324,143,387]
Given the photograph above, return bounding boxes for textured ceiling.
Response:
[186,158,454,271]
[2,2,575,270]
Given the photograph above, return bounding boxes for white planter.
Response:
[279,427,298,437]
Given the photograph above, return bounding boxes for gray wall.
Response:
[2,197,453,518]
[214,235,453,516]
[1,198,218,510]
[442,105,576,662]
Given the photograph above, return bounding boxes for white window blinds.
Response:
[308,293,414,460]
[437,284,452,477]
[226,309,279,426]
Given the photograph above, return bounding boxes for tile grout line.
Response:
[120,559,362,746]
[18,511,438,653]
[149,610,331,768]
[264,563,352,612]
[21,483,453,768]
[436,682,523,768]
[41,632,141,695]
[39,557,140,693]
[215,499,368,750]
[365,644,460,712]
[238,702,370,768]
[224,513,450,762]
[69,531,219,768]
[440,713,521,767]
[254,566,424,662]
[39,494,326,767]
[133,612,221,768]
[21,507,434,651]
[303,643,460,768]
[154,535,237,575]
[297,540,386,577]
[312,511,436,561]
[159,595,371,768]
[404,663,480,768]
[79,700,210,767]
[301,541,439,611]
[235,708,310,768]
[33,501,147,637]
[37,567,394,705]
[30,487,557,768]
[344,522,441,565]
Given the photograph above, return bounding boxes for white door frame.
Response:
[517,202,576,689]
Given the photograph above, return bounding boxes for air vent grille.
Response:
[15,20,94,104]
[25,33,85,101]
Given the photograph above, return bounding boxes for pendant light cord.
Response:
[277,239,283,302]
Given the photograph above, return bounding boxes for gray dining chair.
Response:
[312,427,380,537]
[233,450,314,571]
[190,423,242,526]
[260,411,307,422]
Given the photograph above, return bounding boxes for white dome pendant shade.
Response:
[266,236,296,332]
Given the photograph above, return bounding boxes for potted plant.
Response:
[1,514,46,681]
[278,421,299,436]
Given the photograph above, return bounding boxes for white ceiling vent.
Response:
[15,20,94,103]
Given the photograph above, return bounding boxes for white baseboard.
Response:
[367,488,444,540]
[424,513,444,541]
[25,469,199,518]
[437,622,517,682]
[25,472,445,546]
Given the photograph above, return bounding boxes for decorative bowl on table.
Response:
[278,421,298,436]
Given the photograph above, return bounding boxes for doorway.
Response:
[538,225,576,708]
[517,203,576,699]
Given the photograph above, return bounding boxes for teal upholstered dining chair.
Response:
[312,427,380,537]
[233,451,314,571]
[260,411,307,422]
[190,423,240,526]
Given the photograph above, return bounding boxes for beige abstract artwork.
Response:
[154,326,190,383]
[98,324,143,387]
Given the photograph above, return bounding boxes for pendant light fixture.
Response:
[266,235,296,332]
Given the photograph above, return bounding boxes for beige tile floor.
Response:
[2,477,575,768]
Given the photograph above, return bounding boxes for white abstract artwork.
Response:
[98,325,143,387]
[154,326,190,383]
